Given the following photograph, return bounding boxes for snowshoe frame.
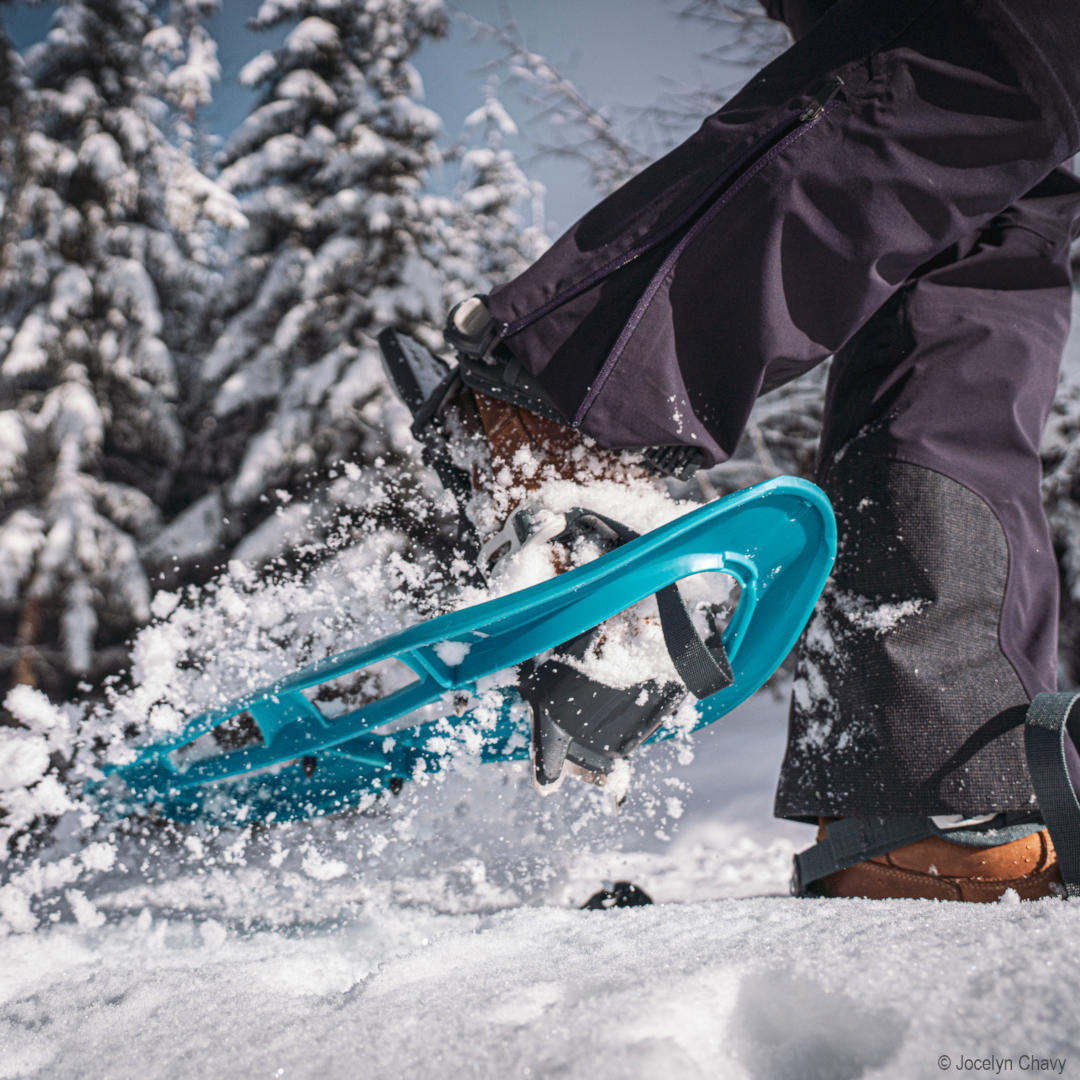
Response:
[96,477,835,826]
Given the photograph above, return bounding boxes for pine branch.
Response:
[458,9,651,193]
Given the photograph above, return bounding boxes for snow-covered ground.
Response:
[3,689,1080,1080]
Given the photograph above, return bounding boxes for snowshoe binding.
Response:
[379,298,730,793]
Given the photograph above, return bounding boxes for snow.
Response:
[77,131,138,211]
[3,693,1080,1078]
[284,17,341,57]
[0,412,28,494]
[6,420,1078,1075]
[0,510,44,602]
[277,69,338,111]
[59,575,96,675]
[230,501,314,565]
[239,50,278,89]
[143,25,184,56]
[143,491,225,565]
[218,131,313,193]
[0,735,50,795]
[165,23,220,115]
[833,590,928,636]
[48,75,96,123]
[433,640,471,666]
[3,309,50,376]
[2,2,1080,1071]
[46,265,92,323]
[465,97,518,138]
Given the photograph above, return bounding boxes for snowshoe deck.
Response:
[95,478,835,825]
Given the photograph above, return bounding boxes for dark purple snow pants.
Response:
[486,0,1080,819]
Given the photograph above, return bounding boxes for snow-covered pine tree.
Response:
[146,0,220,126]
[0,0,229,703]
[144,0,241,277]
[0,9,31,281]
[433,83,546,304]
[0,30,14,224]
[142,0,244,410]
[155,0,454,582]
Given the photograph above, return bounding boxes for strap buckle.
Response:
[479,506,572,572]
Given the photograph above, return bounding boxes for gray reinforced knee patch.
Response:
[774,456,1035,820]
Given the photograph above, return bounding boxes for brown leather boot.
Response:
[815,819,1064,901]
[440,294,665,524]
[467,390,654,506]
[452,387,663,576]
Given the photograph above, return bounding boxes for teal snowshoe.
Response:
[94,317,835,825]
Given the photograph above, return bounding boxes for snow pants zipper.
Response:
[493,76,845,423]
[576,78,844,426]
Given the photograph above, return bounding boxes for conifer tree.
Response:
[0,13,29,279]
[157,0,452,578]
[434,83,546,302]
[0,0,229,700]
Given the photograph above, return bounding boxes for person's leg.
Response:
[750,0,1079,898]
[775,167,1080,821]
[485,0,1080,469]
[760,0,841,42]
[447,0,1080,894]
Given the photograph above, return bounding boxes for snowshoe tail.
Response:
[377,326,454,416]
[94,478,835,826]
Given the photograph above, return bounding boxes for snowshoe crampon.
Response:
[94,478,835,826]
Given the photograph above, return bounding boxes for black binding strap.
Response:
[1025,691,1080,899]
[790,817,937,896]
[654,584,733,701]
[560,509,734,701]
[789,691,1080,898]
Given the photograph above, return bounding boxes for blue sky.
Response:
[418,0,761,227]
[6,0,774,231]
